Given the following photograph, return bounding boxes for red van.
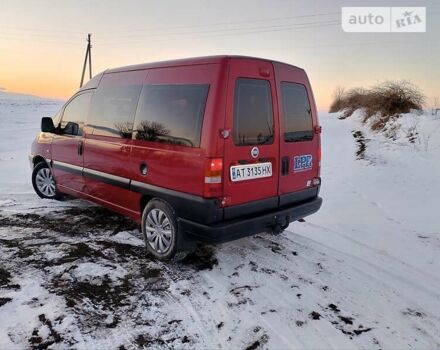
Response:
[30,56,322,260]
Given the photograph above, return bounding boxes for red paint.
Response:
[31,56,321,223]
[273,62,321,195]
[222,58,280,206]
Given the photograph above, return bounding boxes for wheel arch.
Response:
[140,195,153,213]
[32,155,48,168]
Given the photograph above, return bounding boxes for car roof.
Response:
[105,55,304,73]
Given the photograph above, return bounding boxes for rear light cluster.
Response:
[203,158,223,197]
[317,146,321,176]
[312,177,321,186]
[307,177,321,187]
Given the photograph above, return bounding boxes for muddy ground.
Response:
[0,200,384,349]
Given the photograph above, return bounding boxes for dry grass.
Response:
[329,86,345,113]
[329,81,425,129]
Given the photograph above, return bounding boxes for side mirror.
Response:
[41,117,55,133]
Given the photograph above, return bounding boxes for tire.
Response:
[141,199,179,260]
[32,162,61,200]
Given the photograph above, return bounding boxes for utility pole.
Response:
[80,33,92,88]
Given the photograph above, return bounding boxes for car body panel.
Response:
[29,55,321,241]
[273,62,321,196]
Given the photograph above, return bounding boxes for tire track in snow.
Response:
[283,228,440,346]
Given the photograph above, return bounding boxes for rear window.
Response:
[88,72,143,138]
[233,78,274,146]
[133,84,209,147]
[281,82,313,142]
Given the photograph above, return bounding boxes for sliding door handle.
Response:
[140,163,148,175]
[281,156,289,175]
[78,140,84,156]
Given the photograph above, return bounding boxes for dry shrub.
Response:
[329,81,425,129]
[370,80,425,117]
[329,86,345,113]
[343,88,370,119]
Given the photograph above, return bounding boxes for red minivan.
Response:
[30,56,322,260]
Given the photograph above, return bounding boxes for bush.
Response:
[329,81,425,129]
[329,86,345,113]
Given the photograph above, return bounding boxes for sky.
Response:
[0,0,439,110]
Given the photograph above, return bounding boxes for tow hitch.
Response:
[270,215,290,235]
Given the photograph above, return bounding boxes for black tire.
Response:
[31,162,61,200]
[141,199,179,260]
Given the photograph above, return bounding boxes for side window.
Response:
[60,92,92,136]
[88,72,143,138]
[133,84,209,147]
[281,82,313,142]
[233,78,274,146]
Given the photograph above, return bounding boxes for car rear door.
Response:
[273,63,321,201]
[222,58,280,213]
[51,91,93,194]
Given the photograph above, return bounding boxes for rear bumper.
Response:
[178,196,322,244]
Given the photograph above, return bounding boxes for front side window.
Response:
[52,109,62,127]
[233,78,274,146]
[133,84,209,147]
[281,82,313,142]
[60,92,92,136]
[88,72,143,138]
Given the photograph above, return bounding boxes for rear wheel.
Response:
[32,162,60,199]
[141,199,179,260]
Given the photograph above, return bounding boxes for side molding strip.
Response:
[52,161,130,189]
[83,168,130,189]
[52,161,83,176]
[51,160,223,224]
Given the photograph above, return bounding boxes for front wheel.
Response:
[141,199,180,260]
[32,162,60,199]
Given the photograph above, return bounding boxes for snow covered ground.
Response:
[0,94,439,349]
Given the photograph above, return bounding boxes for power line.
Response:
[95,11,339,36]
[101,19,340,41]
[0,33,83,45]
[0,11,340,46]
[0,25,88,36]
[0,12,339,37]
[97,20,341,47]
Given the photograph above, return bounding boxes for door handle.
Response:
[281,156,289,176]
[78,140,84,156]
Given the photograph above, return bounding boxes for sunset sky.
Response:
[0,0,439,110]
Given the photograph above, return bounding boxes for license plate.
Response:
[293,155,313,172]
[230,162,272,182]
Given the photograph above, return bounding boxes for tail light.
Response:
[312,177,321,186]
[203,158,223,197]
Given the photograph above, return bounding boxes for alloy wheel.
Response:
[144,208,173,254]
[35,167,56,197]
